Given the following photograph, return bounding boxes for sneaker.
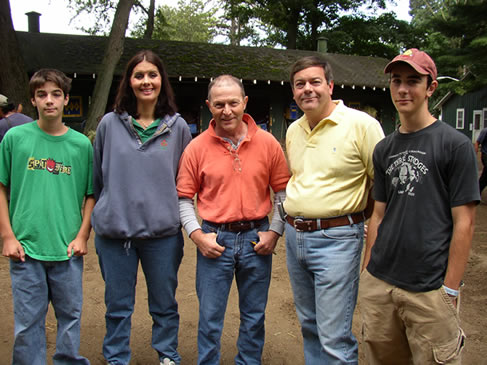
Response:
[160,358,176,365]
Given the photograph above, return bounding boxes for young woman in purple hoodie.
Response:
[92,50,192,365]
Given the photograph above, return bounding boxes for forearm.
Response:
[361,201,385,272]
[0,184,15,241]
[75,196,95,240]
[179,197,201,237]
[269,190,286,235]
[0,184,24,260]
[362,219,379,272]
[443,203,476,290]
[364,183,374,219]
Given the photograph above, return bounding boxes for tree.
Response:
[83,0,135,134]
[132,0,218,43]
[252,0,305,49]
[0,0,35,118]
[218,0,262,46]
[68,0,155,38]
[67,0,118,35]
[236,0,389,50]
[430,1,487,92]
[323,13,420,59]
[143,0,156,39]
[410,0,487,94]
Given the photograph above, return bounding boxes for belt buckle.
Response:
[294,216,304,232]
[229,221,249,232]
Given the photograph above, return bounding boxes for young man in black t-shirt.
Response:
[360,49,479,365]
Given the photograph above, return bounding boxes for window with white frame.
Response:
[456,108,465,129]
[483,108,487,130]
[474,111,481,130]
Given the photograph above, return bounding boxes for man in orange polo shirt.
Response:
[177,74,290,365]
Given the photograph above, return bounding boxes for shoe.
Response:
[160,358,176,365]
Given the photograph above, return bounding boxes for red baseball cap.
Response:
[384,48,437,80]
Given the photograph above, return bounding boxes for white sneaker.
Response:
[160,358,176,365]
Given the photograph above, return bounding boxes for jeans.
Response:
[197,219,272,365]
[10,255,89,365]
[95,233,184,365]
[285,222,364,365]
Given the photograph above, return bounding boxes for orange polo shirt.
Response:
[177,114,290,223]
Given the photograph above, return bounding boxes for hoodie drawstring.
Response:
[123,240,131,256]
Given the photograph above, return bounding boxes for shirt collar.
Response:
[208,113,259,141]
[298,100,345,133]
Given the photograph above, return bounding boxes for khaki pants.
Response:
[359,270,465,365]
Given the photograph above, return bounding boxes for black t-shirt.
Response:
[367,120,479,292]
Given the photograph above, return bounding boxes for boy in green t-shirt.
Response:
[0,69,94,364]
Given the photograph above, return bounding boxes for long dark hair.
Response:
[113,50,177,118]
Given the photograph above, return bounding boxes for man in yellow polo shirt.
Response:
[284,55,384,364]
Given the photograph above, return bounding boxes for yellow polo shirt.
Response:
[284,100,384,218]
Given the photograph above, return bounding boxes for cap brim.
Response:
[384,60,429,76]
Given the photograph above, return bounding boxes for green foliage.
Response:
[411,0,487,93]
[321,12,419,58]
[67,0,118,35]
[67,0,154,36]
[131,0,218,43]
[244,0,388,49]
[217,0,263,46]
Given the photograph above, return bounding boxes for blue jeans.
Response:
[10,255,89,365]
[285,222,364,365]
[197,219,272,365]
[95,233,184,365]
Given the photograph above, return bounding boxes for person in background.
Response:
[475,126,487,198]
[0,94,33,142]
[92,50,192,365]
[361,48,479,365]
[177,75,290,365]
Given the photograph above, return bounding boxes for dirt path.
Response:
[1,202,486,364]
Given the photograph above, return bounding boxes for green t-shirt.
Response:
[0,121,93,261]
[133,118,160,143]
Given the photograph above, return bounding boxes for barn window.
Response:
[456,109,464,129]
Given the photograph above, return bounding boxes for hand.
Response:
[448,294,458,308]
[190,229,225,258]
[254,230,279,256]
[67,237,88,257]
[2,236,25,262]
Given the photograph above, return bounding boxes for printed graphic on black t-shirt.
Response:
[386,150,429,197]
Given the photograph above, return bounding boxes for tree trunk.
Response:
[143,0,155,39]
[230,16,238,45]
[286,8,299,49]
[0,0,36,118]
[84,0,135,134]
[309,0,320,51]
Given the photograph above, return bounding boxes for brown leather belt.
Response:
[204,218,267,232]
[286,212,365,232]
